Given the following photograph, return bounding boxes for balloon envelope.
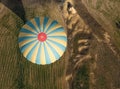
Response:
[18,17,67,65]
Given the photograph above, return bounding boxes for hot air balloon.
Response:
[18,17,67,65]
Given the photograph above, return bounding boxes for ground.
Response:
[0,0,120,89]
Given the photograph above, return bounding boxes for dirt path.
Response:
[74,0,120,59]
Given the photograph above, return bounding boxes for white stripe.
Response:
[40,17,44,32]
[46,40,64,57]
[19,32,36,37]
[47,38,67,47]
[47,32,66,37]
[22,41,38,58]
[19,38,37,48]
[23,24,38,34]
[31,42,40,63]
[44,42,56,63]
[31,19,40,33]
[39,43,46,65]
[44,18,54,33]
[46,24,62,34]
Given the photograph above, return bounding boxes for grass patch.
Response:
[96,0,102,9]
[97,76,106,88]
[72,64,89,89]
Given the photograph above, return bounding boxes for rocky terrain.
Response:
[63,0,120,89]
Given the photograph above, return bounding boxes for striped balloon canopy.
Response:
[18,17,67,65]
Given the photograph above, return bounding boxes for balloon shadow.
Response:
[1,0,26,23]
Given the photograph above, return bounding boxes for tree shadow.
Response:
[1,0,26,23]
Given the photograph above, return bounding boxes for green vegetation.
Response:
[97,76,106,89]
[72,64,89,89]
[96,0,102,9]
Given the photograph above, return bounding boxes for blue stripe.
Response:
[20,28,37,35]
[26,20,39,33]
[46,41,60,60]
[47,39,66,52]
[20,40,37,53]
[43,42,51,64]
[18,36,37,43]
[48,36,67,42]
[45,20,58,33]
[43,17,49,32]
[47,27,64,35]
[26,42,39,61]
[36,42,42,64]
[35,17,41,32]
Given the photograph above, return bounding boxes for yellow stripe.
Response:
[40,43,46,65]
[22,41,38,58]
[31,19,40,33]
[31,42,40,63]
[43,18,54,33]
[23,24,38,34]
[47,32,66,37]
[19,38,37,48]
[40,17,44,32]
[46,24,62,34]
[44,42,56,63]
[19,32,36,37]
[46,40,64,57]
[47,38,67,47]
